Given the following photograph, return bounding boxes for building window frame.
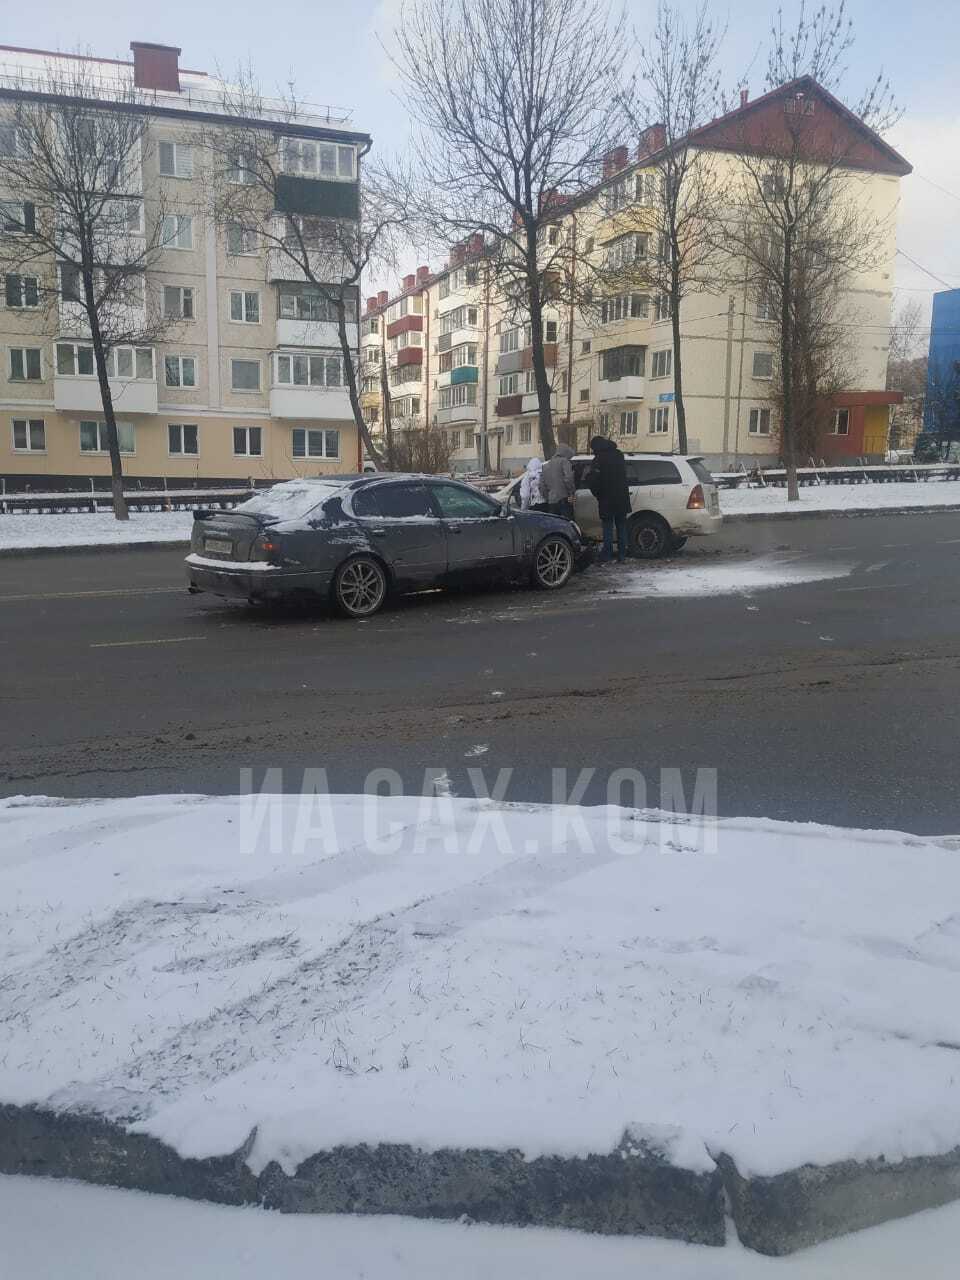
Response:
[9,346,43,381]
[649,406,670,435]
[164,354,197,388]
[292,426,340,460]
[11,417,45,452]
[232,425,263,456]
[163,285,195,320]
[229,290,261,324]
[752,350,774,380]
[651,348,672,379]
[158,140,194,179]
[748,407,772,436]
[832,408,850,436]
[230,358,262,393]
[167,423,199,456]
[79,420,136,454]
[5,273,40,309]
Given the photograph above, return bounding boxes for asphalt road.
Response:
[2,509,960,833]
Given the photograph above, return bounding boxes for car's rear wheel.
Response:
[669,535,688,554]
[532,535,574,590]
[629,516,671,559]
[334,555,387,618]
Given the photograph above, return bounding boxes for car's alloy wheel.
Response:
[335,556,387,618]
[533,536,573,589]
[629,517,670,559]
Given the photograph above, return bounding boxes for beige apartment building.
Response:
[364,78,909,473]
[0,41,368,491]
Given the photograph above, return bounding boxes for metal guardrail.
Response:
[0,487,253,515]
[713,464,960,490]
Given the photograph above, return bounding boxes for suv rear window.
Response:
[625,460,682,485]
[687,458,715,485]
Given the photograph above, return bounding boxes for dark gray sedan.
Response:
[185,474,590,618]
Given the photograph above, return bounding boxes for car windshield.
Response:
[233,481,343,521]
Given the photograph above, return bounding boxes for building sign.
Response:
[658,391,675,403]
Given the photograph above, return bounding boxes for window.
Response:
[105,198,143,233]
[57,343,152,379]
[748,407,771,435]
[233,426,263,456]
[431,482,498,518]
[278,286,348,323]
[761,171,786,200]
[545,320,558,344]
[579,388,590,403]
[784,95,815,116]
[606,234,648,270]
[627,459,682,484]
[599,346,645,380]
[504,425,514,444]
[364,316,380,335]
[158,141,193,178]
[620,410,639,435]
[375,483,434,519]
[598,413,610,432]
[5,274,39,308]
[9,347,42,381]
[0,201,35,233]
[523,369,536,394]
[226,223,258,255]
[231,359,261,392]
[499,373,519,396]
[560,371,568,393]
[752,350,774,379]
[283,138,355,180]
[448,430,461,449]
[56,342,92,376]
[653,294,672,321]
[0,124,19,156]
[601,293,648,324]
[160,214,193,250]
[451,343,478,368]
[274,352,343,387]
[499,327,520,354]
[651,349,672,379]
[226,148,256,184]
[605,178,630,213]
[636,171,659,203]
[832,408,850,436]
[59,263,82,302]
[519,423,532,444]
[440,306,478,335]
[581,339,592,354]
[168,423,199,455]
[393,395,421,417]
[756,295,774,321]
[164,355,197,388]
[163,286,194,319]
[438,383,477,409]
[12,418,45,452]
[649,406,670,434]
[79,420,135,453]
[292,427,340,459]
[229,290,260,323]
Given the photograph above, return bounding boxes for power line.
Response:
[914,172,960,205]
[897,249,955,290]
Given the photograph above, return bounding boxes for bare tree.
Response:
[0,60,177,519]
[389,425,454,474]
[204,73,414,469]
[886,300,926,450]
[719,1,900,498]
[925,358,960,453]
[609,2,726,453]
[392,0,628,459]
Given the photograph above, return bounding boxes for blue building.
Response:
[924,288,960,441]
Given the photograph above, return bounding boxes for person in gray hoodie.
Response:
[540,443,577,520]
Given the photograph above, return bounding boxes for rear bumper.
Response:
[672,512,723,537]
[185,555,332,600]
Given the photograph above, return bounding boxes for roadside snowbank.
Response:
[0,510,192,549]
[722,480,960,517]
[3,793,960,1182]
[3,1173,959,1279]
[609,554,851,597]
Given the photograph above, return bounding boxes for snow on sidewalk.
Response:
[3,1173,960,1279]
[721,479,960,517]
[0,510,192,549]
[3,793,960,1184]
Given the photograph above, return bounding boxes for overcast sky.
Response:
[5,0,958,343]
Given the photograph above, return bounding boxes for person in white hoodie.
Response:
[519,457,545,510]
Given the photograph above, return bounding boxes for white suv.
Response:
[497,454,722,558]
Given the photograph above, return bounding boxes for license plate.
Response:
[204,538,233,556]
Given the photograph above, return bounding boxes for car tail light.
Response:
[252,534,279,561]
[686,484,705,510]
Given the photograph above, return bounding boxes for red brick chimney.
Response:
[450,242,466,267]
[602,145,629,178]
[740,88,749,108]
[416,265,430,284]
[130,42,181,93]
[377,290,388,307]
[403,273,416,291]
[468,233,483,256]
[636,124,666,162]
[366,295,379,313]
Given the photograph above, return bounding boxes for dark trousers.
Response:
[547,498,575,521]
[601,515,628,561]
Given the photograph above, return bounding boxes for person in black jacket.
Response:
[586,435,631,562]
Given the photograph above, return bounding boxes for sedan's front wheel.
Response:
[334,555,387,618]
[532,536,574,590]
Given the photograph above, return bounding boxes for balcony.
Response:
[496,394,523,417]
[436,403,480,425]
[276,318,356,348]
[270,384,353,419]
[495,350,522,376]
[598,375,645,402]
[396,347,423,367]
[386,314,423,340]
[450,366,478,385]
[54,375,157,415]
[520,343,558,369]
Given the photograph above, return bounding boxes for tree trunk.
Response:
[337,298,383,469]
[525,221,557,460]
[780,227,799,502]
[670,248,688,454]
[82,264,128,521]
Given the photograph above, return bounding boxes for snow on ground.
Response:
[606,553,851,597]
[0,510,192,549]
[3,793,960,1183]
[721,479,960,517]
[3,1174,960,1279]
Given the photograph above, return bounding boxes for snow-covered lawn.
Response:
[721,479,960,517]
[3,793,960,1185]
[0,510,192,549]
[606,553,851,597]
[3,1173,959,1279]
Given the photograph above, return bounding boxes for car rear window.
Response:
[687,458,716,485]
[234,481,341,521]
[625,460,682,485]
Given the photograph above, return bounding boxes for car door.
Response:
[351,481,447,586]
[625,459,683,523]
[428,481,515,574]
[571,460,601,536]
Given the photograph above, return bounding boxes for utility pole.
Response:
[721,295,735,465]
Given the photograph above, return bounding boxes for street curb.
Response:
[722,503,960,524]
[0,539,190,559]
